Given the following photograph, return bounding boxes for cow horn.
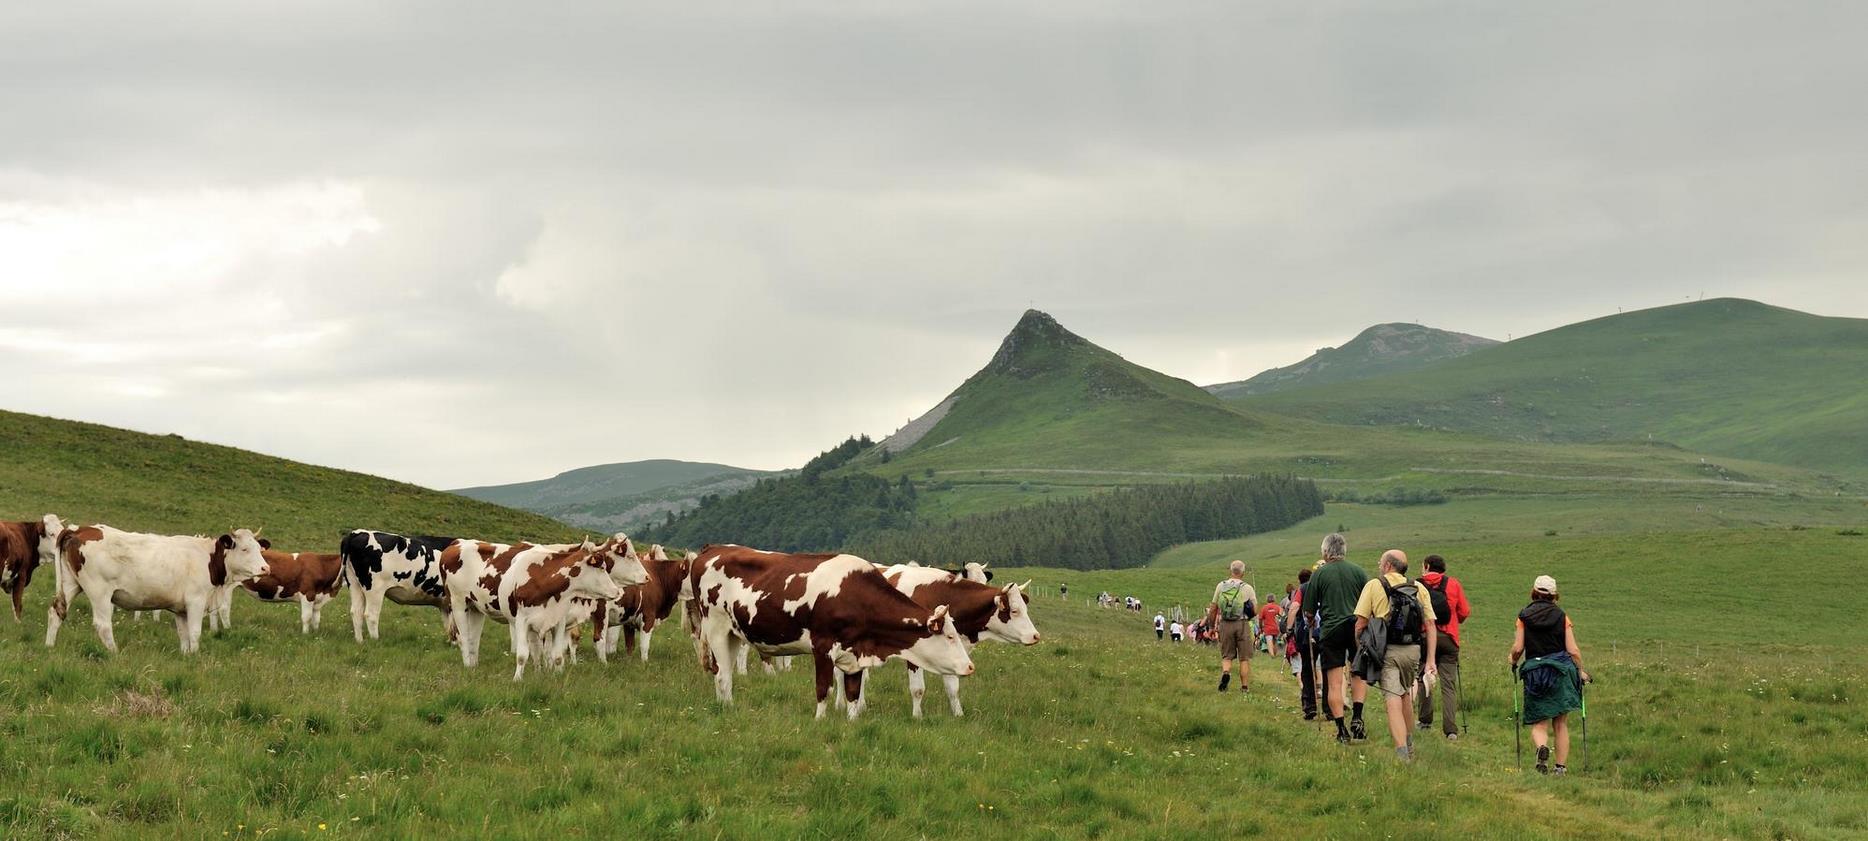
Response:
[1019,579,1033,590]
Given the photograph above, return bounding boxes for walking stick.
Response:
[1512,665,1523,772]
[1580,678,1589,774]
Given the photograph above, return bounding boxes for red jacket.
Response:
[1418,572,1472,647]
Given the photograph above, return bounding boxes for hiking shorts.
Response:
[1218,619,1252,660]
[1318,622,1355,670]
[1379,645,1423,697]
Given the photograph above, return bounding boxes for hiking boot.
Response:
[1218,674,1231,692]
[1349,718,1368,742]
[1238,685,1249,694]
[1334,730,1351,745]
[1445,733,1459,743]
[1396,745,1414,763]
[1303,711,1318,721]
[1536,745,1551,775]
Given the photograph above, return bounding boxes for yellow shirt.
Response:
[1353,572,1438,625]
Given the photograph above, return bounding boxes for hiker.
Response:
[1417,554,1471,740]
[1291,568,1321,719]
[1060,583,1068,601]
[1210,560,1259,693]
[1257,594,1282,654]
[1309,533,1371,742]
[1511,575,1590,775]
[1352,550,1437,761]
[1169,620,1184,643]
[1154,612,1166,641]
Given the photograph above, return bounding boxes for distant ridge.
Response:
[452,459,776,515]
[1206,323,1499,399]
[1240,298,1868,478]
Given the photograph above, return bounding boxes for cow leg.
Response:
[456,611,486,668]
[45,568,78,648]
[907,664,926,719]
[173,611,188,651]
[944,673,965,717]
[762,652,777,676]
[812,652,835,719]
[214,588,232,633]
[348,580,367,642]
[363,588,387,641]
[297,596,313,634]
[90,592,119,653]
[180,599,204,654]
[700,619,736,705]
[734,640,748,676]
[638,627,653,663]
[781,656,794,672]
[621,623,638,658]
[843,670,866,720]
[309,595,327,632]
[510,616,531,681]
[551,619,571,671]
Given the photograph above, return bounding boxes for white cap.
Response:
[1533,575,1558,595]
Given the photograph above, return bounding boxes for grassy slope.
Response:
[859,311,1850,509]
[0,410,580,549]
[1237,299,1868,482]
[1205,322,1500,399]
[4,520,1864,839]
[451,460,772,511]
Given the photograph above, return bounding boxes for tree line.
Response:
[854,474,1323,570]
[641,437,1323,570]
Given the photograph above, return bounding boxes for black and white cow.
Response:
[339,530,456,643]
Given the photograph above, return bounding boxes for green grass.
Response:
[0,409,581,548]
[1238,299,1868,482]
[6,522,1866,839]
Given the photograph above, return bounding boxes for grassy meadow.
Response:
[4,501,1866,840]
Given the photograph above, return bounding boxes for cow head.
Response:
[984,580,1041,645]
[963,562,994,583]
[901,605,975,677]
[594,533,649,589]
[217,529,270,583]
[566,546,624,602]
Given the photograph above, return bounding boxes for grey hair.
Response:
[1321,533,1347,561]
[1228,560,1245,576]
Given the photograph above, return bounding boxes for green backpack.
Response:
[1217,582,1254,622]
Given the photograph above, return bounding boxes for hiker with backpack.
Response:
[1511,575,1591,775]
[1210,560,1259,693]
[1309,534,1371,742]
[1417,555,1471,740]
[1351,549,1438,762]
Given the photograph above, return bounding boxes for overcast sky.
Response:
[5,2,1866,489]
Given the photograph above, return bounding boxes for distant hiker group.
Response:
[1195,533,1588,768]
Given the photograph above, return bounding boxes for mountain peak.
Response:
[987,309,1091,378]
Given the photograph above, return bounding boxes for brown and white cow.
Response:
[211,550,345,634]
[441,534,645,679]
[877,564,1041,718]
[1,514,64,621]
[46,525,270,654]
[585,544,693,663]
[688,544,974,719]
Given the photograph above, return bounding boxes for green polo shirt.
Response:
[1309,559,1370,636]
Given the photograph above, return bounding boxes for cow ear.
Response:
[928,604,950,632]
[258,538,272,550]
[217,534,235,550]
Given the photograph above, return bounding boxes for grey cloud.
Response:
[4,1,1867,487]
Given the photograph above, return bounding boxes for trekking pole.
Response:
[1580,676,1590,774]
[1512,665,1523,772]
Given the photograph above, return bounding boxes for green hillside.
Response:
[1205,322,1498,399]
[862,310,1846,505]
[1235,299,1868,481]
[452,459,780,533]
[0,410,580,550]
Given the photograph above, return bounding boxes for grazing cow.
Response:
[1,514,64,621]
[879,564,1042,717]
[46,525,270,654]
[441,534,645,679]
[587,544,692,663]
[688,544,974,719]
[212,550,344,634]
[339,530,457,643]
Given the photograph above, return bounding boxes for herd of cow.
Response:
[0,517,1042,719]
